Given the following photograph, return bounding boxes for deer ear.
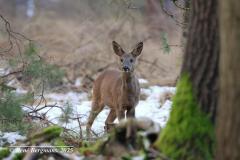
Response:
[112,41,125,56]
[131,42,143,57]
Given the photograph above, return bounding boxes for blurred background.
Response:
[0,0,184,87]
[0,1,188,155]
[1,1,238,159]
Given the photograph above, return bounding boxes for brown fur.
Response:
[86,41,143,134]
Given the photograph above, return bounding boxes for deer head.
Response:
[112,41,143,73]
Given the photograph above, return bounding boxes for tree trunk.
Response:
[155,2,219,159]
[181,0,219,121]
[216,0,240,159]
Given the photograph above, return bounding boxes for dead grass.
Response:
[1,6,183,86]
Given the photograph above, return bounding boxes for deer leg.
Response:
[117,108,125,121]
[126,108,135,118]
[104,109,116,132]
[86,102,104,136]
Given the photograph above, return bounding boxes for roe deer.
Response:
[86,41,143,134]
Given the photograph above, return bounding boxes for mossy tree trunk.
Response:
[181,0,219,122]
[216,0,240,159]
[155,1,219,159]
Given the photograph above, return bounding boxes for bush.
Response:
[22,43,65,86]
[0,148,10,159]
[0,91,32,133]
[0,43,64,133]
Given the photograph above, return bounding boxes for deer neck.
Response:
[121,72,135,92]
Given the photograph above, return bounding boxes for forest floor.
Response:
[0,72,176,159]
[1,77,175,144]
[0,2,181,158]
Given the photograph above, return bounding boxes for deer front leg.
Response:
[117,108,125,121]
[104,109,116,132]
[86,102,104,137]
[126,107,135,118]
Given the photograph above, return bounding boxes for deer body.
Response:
[86,41,143,134]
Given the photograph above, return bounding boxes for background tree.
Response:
[216,0,240,159]
[155,0,219,159]
[181,0,219,121]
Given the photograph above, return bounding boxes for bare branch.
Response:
[161,7,187,27]
[172,0,190,10]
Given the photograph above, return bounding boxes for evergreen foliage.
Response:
[161,32,170,54]
[22,43,65,85]
[0,43,65,132]
[0,91,32,133]
[58,102,74,124]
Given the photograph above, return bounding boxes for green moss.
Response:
[42,125,63,136]
[0,148,10,159]
[54,138,66,146]
[121,155,132,160]
[30,125,63,144]
[154,74,214,160]
[79,140,104,155]
[12,153,24,160]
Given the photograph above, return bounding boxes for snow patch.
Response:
[36,85,176,135]
[0,132,25,145]
[138,78,148,84]
[46,92,88,104]
[74,78,82,87]
[15,79,176,137]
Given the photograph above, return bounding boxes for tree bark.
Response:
[181,0,190,46]
[181,0,219,121]
[216,0,240,159]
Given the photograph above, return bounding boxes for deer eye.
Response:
[120,59,123,62]
[130,59,133,63]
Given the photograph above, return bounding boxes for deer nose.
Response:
[123,66,130,72]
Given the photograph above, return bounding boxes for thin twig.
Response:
[161,7,187,27]
[172,0,190,10]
